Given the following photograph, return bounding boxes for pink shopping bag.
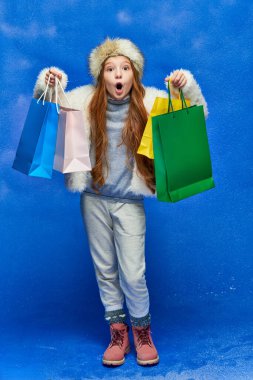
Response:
[53,78,91,173]
[53,106,91,173]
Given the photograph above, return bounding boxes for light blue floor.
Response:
[1,318,253,380]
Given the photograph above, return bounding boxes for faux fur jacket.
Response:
[33,67,208,196]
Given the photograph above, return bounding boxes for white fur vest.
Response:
[33,67,208,196]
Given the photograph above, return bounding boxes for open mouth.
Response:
[116,82,123,90]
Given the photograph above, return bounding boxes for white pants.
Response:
[80,192,150,319]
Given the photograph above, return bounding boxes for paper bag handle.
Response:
[37,73,53,104]
[55,78,72,108]
[167,80,189,116]
[36,75,72,114]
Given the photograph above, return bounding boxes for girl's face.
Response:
[103,56,133,100]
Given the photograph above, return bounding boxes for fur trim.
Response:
[62,84,95,114]
[64,171,89,193]
[89,38,144,81]
[143,86,167,114]
[165,69,208,117]
[130,162,154,197]
[33,66,68,101]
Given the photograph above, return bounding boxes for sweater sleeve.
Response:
[33,66,68,102]
[165,69,209,118]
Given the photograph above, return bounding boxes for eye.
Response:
[106,67,114,72]
[123,66,130,71]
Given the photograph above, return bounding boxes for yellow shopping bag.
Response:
[137,97,190,159]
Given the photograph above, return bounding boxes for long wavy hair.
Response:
[88,60,155,194]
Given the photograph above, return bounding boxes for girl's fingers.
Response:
[165,71,187,88]
[45,75,56,86]
[171,70,180,81]
[45,69,62,86]
[177,77,187,88]
[172,73,187,88]
[49,69,62,80]
[174,70,181,82]
[174,73,182,83]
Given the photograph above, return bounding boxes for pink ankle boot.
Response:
[132,325,159,366]
[102,323,131,366]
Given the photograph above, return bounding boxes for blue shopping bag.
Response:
[12,80,59,179]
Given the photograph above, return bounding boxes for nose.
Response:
[115,68,122,79]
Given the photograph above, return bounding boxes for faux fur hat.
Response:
[89,38,144,81]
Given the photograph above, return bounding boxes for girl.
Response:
[33,38,208,367]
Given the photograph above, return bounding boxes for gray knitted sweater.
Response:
[84,96,143,203]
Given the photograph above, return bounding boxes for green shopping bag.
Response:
[152,84,215,202]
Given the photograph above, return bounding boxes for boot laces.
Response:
[109,327,126,348]
[135,326,152,347]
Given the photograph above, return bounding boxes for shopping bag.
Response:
[12,77,59,179]
[53,79,91,173]
[137,96,190,159]
[152,85,215,202]
[53,106,91,173]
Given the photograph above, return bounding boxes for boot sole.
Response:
[102,345,131,366]
[137,355,160,366]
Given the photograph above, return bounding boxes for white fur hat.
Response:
[89,38,144,81]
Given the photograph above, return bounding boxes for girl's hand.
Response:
[165,70,187,89]
[45,68,62,87]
